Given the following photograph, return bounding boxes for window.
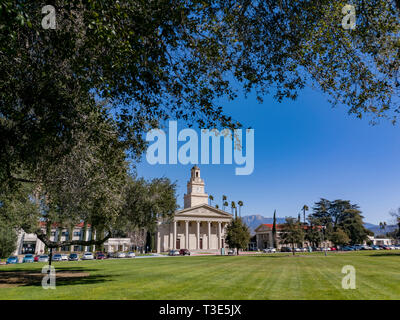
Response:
[73,231,81,237]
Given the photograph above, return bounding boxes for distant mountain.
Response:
[242,215,397,236]
[364,223,397,236]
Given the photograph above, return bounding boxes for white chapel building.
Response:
[156,166,233,253]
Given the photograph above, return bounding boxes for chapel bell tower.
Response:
[184,166,209,208]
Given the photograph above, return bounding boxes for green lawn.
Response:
[1,251,399,299]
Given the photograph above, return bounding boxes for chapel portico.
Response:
[156,167,233,253]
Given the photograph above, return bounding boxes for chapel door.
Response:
[176,238,180,249]
[200,238,203,249]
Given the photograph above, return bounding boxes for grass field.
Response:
[0,251,399,300]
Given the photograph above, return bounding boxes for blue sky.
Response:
[135,87,400,225]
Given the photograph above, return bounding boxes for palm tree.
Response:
[209,195,214,206]
[215,204,219,209]
[222,195,227,210]
[238,200,243,217]
[302,205,309,224]
[231,201,236,217]
[379,221,387,235]
[223,201,228,211]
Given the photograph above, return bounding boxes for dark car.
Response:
[95,252,106,259]
[107,252,115,259]
[68,253,79,261]
[280,247,292,252]
[179,249,191,256]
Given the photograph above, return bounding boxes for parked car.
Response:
[168,250,180,256]
[38,255,49,262]
[330,247,337,251]
[22,254,34,263]
[179,249,191,256]
[263,248,276,253]
[6,256,19,264]
[52,253,63,261]
[107,252,115,259]
[371,245,381,250]
[116,252,126,258]
[34,255,40,262]
[342,246,355,251]
[81,252,95,260]
[68,253,79,261]
[228,249,235,255]
[280,247,292,252]
[95,252,106,259]
[382,245,392,250]
[126,252,136,258]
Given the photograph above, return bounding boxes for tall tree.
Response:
[280,218,305,255]
[231,201,236,217]
[272,210,277,248]
[238,201,243,217]
[390,208,400,241]
[330,228,350,247]
[209,195,214,206]
[0,219,17,258]
[302,205,309,224]
[310,199,370,245]
[226,217,251,256]
[222,195,227,211]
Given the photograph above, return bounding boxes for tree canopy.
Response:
[1,1,399,248]
[226,217,251,255]
[309,199,372,245]
[1,1,400,192]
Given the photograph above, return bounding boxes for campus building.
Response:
[14,222,133,255]
[255,223,332,250]
[155,166,233,253]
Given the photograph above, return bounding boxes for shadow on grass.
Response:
[365,252,400,257]
[0,266,114,288]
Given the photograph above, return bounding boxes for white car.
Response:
[263,248,276,253]
[116,252,126,258]
[61,254,68,261]
[126,252,136,258]
[168,250,180,256]
[38,255,49,262]
[81,252,94,260]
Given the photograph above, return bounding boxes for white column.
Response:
[208,221,211,249]
[173,221,177,250]
[197,221,200,249]
[157,230,161,253]
[218,222,222,249]
[185,221,189,249]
